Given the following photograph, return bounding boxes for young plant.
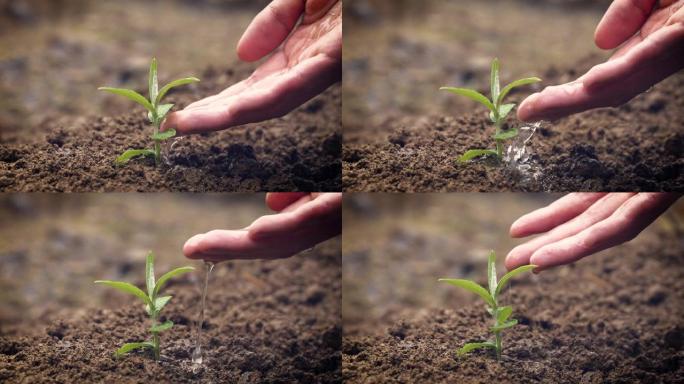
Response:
[438,251,535,359]
[440,58,541,162]
[95,251,194,360]
[99,58,199,165]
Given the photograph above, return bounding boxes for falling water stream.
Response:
[192,261,214,371]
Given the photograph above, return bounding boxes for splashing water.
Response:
[504,122,539,165]
[192,261,214,371]
[162,136,186,166]
[503,122,542,183]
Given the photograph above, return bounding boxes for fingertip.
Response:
[516,93,539,122]
[183,234,203,259]
[236,36,262,63]
[509,218,526,238]
[505,247,525,271]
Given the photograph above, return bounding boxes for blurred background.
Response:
[0,0,269,135]
[343,0,612,139]
[342,193,684,336]
[0,193,270,335]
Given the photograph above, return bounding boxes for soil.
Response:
[0,0,341,192]
[342,0,683,192]
[342,194,684,383]
[0,194,342,383]
[343,63,684,192]
[0,65,341,192]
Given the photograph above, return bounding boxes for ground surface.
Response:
[342,194,684,383]
[343,0,683,192]
[0,195,342,383]
[0,0,341,192]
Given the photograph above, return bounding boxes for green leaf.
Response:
[149,58,158,108]
[147,111,155,123]
[487,250,497,297]
[145,252,155,299]
[156,77,200,106]
[98,87,154,113]
[94,280,152,307]
[440,87,495,113]
[491,319,518,332]
[154,295,172,313]
[150,320,173,333]
[497,77,541,106]
[457,149,499,162]
[438,278,495,307]
[115,149,156,164]
[490,58,500,106]
[495,264,536,298]
[115,341,155,357]
[156,103,174,120]
[497,306,513,323]
[153,266,195,297]
[152,129,176,141]
[457,341,496,356]
[498,103,516,120]
[493,128,519,141]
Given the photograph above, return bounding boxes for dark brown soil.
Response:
[343,68,684,192]
[0,64,341,192]
[0,239,342,384]
[342,229,684,383]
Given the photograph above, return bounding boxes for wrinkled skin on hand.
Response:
[162,0,341,134]
[518,0,684,121]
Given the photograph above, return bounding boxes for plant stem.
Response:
[495,332,501,359]
[492,300,502,359]
[153,118,161,166]
[151,313,160,360]
[494,117,503,158]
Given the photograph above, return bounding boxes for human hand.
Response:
[183,192,342,261]
[518,0,684,122]
[162,0,342,135]
[505,193,680,272]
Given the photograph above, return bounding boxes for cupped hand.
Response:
[518,0,684,121]
[183,192,342,261]
[506,193,680,272]
[162,0,342,135]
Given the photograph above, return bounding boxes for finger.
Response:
[265,192,310,212]
[530,193,680,270]
[237,0,305,62]
[517,22,684,122]
[183,230,259,261]
[183,193,342,261]
[165,53,340,134]
[510,193,607,238]
[585,18,684,92]
[594,0,656,49]
[182,79,251,111]
[248,193,342,242]
[506,193,635,270]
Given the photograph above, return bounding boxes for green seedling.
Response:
[438,251,535,359]
[95,251,194,360]
[99,58,199,165]
[440,58,541,162]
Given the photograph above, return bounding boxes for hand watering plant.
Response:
[95,251,194,360]
[99,58,199,165]
[440,58,540,162]
[438,251,535,359]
